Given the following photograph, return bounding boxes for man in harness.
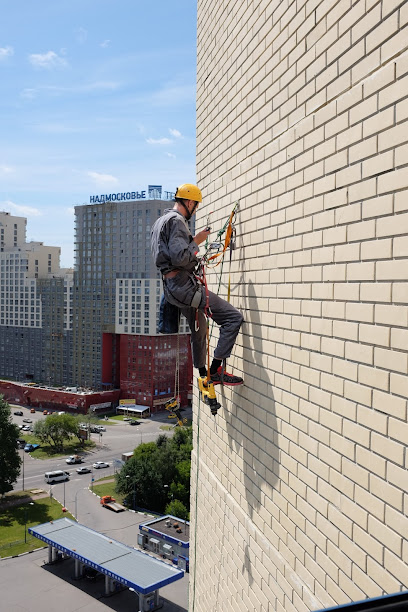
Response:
[151,183,244,386]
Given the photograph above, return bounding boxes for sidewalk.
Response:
[0,488,49,510]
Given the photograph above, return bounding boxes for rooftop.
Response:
[29,518,184,594]
[140,515,190,544]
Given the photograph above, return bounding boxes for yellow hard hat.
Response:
[175,183,202,203]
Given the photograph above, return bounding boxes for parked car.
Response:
[93,461,109,469]
[22,425,32,431]
[76,466,91,474]
[14,410,23,416]
[43,410,48,415]
[24,443,39,452]
[23,418,32,423]
[17,439,26,448]
[129,420,139,426]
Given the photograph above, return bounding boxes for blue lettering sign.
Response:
[90,187,172,203]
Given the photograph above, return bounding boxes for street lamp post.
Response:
[24,502,34,543]
[22,449,25,492]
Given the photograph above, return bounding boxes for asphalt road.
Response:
[6,406,191,611]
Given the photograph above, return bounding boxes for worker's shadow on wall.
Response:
[222,237,280,586]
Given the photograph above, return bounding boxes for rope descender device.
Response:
[165,397,186,427]
[166,329,187,427]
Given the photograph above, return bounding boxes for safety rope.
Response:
[191,390,201,612]
[204,201,239,267]
[174,327,180,403]
[204,201,239,342]
[191,201,239,611]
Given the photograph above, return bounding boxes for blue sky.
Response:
[0,0,197,267]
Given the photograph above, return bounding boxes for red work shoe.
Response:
[211,366,243,386]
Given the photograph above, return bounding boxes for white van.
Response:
[44,470,70,484]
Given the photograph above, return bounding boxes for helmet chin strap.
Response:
[180,199,198,221]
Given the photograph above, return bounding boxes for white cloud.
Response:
[146,137,172,145]
[151,84,196,107]
[28,51,68,69]
[32,122,83,134]
[20,81,119,100]
[169,128,182,138]
[87,171,119,185]
[166,152,176,159]
[100,39,111,48]
[0,46,14,60]
[75,27,88,44]
[1,200,42,217]
[0,165,14,174]
[20,88,37,99]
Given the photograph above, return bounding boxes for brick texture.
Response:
[193,1,408,610]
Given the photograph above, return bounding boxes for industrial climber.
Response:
[151,183,244,386]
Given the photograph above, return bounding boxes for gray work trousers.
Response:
[163,272,243,369]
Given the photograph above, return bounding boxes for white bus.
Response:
[44,470,70,484]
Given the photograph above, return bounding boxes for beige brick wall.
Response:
[192,1,408,610]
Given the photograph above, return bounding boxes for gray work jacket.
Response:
[151,209,204,309]
[151,208,199,275]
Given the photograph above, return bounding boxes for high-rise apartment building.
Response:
[0,211,73,385]
[72,189,192,406]
[192,1,408,610]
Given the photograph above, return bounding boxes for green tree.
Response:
[165,499,189,521]
[116,455,166,511]
[0,395,21,496]
[33,412,79,452]
[115,427,193,514]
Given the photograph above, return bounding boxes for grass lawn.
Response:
[91,481,122,500]
[160,419,192,430]
[21,435,95,460]
[0,496,75,558]
[109,414,141,423]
